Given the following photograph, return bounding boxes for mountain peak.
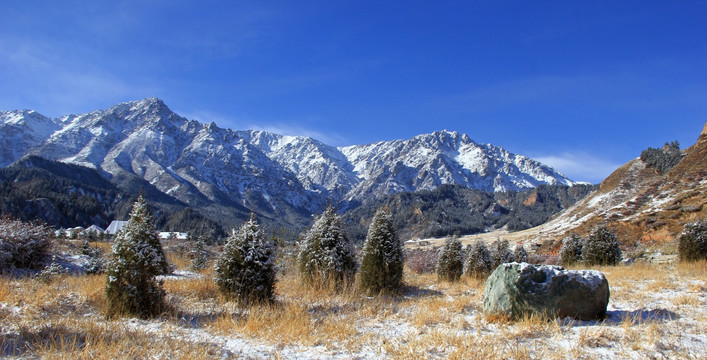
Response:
[130,97,166,107]
[106,97,170,115]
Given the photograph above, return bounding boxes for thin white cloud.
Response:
[534,152,624,184]
[250,123,349,147]
[0,36,157,116]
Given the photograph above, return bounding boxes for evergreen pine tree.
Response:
[359,209,404,295]
[490,239,512,269]
[214,214,276,304]
[464,241,492,278]
[513,244,529,263]
[190,235,208,271]
[437,237,463,282]
[105,196,167,318]
[81,239,93,256]
[297,206,357,288]
[558,234,584,266]
[678,219,707,262]
[582,225,622,266]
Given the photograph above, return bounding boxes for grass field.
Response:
[0,242,705,359]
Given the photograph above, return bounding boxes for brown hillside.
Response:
[526,121,707,252]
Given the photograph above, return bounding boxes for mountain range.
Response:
[1,97,575,232]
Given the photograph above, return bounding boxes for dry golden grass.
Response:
[1,255,706,358]
[166,251,193,271]
[1,318,218,359]
[90,241,113,253]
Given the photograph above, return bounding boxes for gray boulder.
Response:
[483,262,609,320]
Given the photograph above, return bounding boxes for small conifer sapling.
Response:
[558,234,584,266]
[359,209,404,295]
[464,241,492,278]
[490,239,512,269]
[513,244,529,263]
[582,225,622,266]
[437,237,463,282]
[190,235,208,271]
[297,206,357,289]
[105,196,167,318]
[214,214,276,304]
[678,219,707,262]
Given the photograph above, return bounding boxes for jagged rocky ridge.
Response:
[1,98,575,229]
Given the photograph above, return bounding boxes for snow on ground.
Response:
[1,249,705,359]
[157,269,205,281]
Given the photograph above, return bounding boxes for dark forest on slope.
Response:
[342,183,597,243]
[1,156,596,243]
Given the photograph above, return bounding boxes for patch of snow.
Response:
[157,270,205,281]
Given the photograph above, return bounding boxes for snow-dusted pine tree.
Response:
[582,225,622,266]
[105,196,168,318]
[190,235,208,271]
[437,237,463,282]
[464,241,492,278]
[214,214,276,304]
[0,217,52,270]
[678,219,707,262]
[490,239,512,269]
[297,206,357,289]
[558,233,584,266]
[359,209,404,295]
[513,244,529,263]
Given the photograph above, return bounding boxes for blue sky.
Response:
[1,1,705,184]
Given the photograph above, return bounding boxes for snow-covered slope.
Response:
[526,121,707,246]
[0,110,62,167]
[1,98,574,215]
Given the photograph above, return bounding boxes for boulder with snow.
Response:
[483,262,609,320]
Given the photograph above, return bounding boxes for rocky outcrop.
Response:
[483,262,610,320]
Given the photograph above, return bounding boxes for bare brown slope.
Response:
[528,121,707,252]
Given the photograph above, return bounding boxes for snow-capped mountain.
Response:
[340,130,572,202]
[1,98,574,216]
[0,110,62,167]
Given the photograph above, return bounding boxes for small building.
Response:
[85,224,105,235]
[105,221,128,235]
[68,226,85,238]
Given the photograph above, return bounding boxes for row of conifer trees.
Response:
[103,196,707,319]
[105,197,405,318]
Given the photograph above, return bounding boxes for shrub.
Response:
[38,255,65,282]
[437,237,463,282]
[214,214,276,304]
[640,141,682,174]
[297,206,357,288]
[105,196,167,318]
[359,209,404,295]
[85,255,106,275]
[0,217,52,270]
[464,241,492,278]
[405,248,437,274]
[190,236,209,271]
[558,234,584,266]
[490,239,513,269]
[513,244,529,263]
[81,239,105,274]
[582,226,622,266]
[678,219,707,262]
